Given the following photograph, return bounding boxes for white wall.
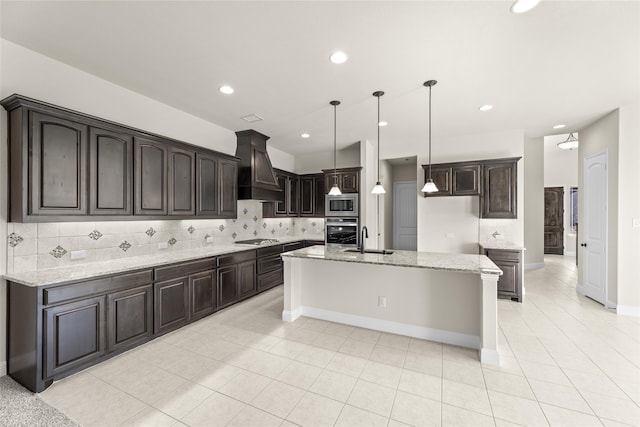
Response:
[617,104,640,314]
[378,160,393,249]
[0,40,297,375]
[360,140,378,249]
[544,135,579,255]
[418,129,525,253]
[294,147,360,174]
[524,137,544,266]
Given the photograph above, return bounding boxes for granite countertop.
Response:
[4,236,313,287]
[282,246,503,276]
[479,240,526,251]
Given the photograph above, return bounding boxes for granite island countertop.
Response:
[479,240,526,251]
[4,236,315,287]
[282,246,503,276]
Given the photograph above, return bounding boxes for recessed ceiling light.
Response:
[241,114,263,122]
[479,105,493,111]
[510,0,540,14]
[301,133,310,138]
[553,124,566,129]
[378,121,388,127]
[330,51,348,64]
[219,85,234,94]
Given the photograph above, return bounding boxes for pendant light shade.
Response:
[371,91,386,195]
[557,133,579,150]
[421,80,439,193]
[329,100,342,196]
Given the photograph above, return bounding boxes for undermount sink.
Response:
[344,249,394,255]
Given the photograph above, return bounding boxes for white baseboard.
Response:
[524,263,544,270]
[606,300,617,310]
[480,348,500,366]
[299,305,481,350]
[282,308,302,322]
[0,361,6,377]
[617,305,640,317]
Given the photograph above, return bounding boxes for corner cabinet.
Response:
[1,94,239,222]
[480,158,519,219]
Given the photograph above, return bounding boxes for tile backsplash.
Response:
[6,200,325,274]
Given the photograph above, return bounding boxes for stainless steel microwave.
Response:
[325,194,358,217]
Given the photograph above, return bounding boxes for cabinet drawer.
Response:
[282,242,304,252]
[43,270,153,306]
[257,269,283,291]
[257,245,282,257]
[154,258,215,282]
[486,249,521,262]
[217,250,256,267]
[258,254,282,274]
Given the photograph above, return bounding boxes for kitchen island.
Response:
[281,246,503,365]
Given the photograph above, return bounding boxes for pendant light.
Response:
[421,80,439,193]
[557,133,579,150]
[328,100,342,196]
[371,91,386,194]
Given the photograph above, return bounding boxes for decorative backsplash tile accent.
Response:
[119,241,131,252]
[253,216,258,222]
[50,245,67,258]
[168,237,177,246]
[88,230,103,240]
[6,201,324,274]
[301,227,306,233]
[8,232,24,247]
[187,226,195,234]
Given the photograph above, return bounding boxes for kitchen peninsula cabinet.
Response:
[482,248,522,302]
[1,94,239,222]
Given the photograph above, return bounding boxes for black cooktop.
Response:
[235,238,280,246]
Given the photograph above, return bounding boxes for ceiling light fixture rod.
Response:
[329,100,342,196]
[372,91,386,195]
[422,80,439,193]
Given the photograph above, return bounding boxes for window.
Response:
[570,186,578,231]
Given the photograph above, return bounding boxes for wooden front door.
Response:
[544,187,564,254]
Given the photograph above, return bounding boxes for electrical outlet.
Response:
[378,296,387,308]
[70,250,87,260]
[158,242,169,249]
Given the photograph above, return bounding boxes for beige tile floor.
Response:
[38,255,640,426]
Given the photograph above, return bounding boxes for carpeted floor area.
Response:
[0,375,78,427]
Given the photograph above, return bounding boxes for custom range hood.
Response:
[235,129,282,201]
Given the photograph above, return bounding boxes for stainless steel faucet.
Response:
[360,226,369,254]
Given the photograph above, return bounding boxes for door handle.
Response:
[580,243,587,247]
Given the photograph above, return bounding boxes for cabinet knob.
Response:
[580,243,587,247]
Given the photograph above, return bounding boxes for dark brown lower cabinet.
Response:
[238,261,257,298]
[190,270,217,321]
[107,285,153,353]
[154,277,191,335]
[217,250,257,309]
[217,265,239,309]
[44,296,106,379]
[485,249,522,302]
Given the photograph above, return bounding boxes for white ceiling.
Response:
[1,1,638,158]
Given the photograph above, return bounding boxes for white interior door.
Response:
[581,151,607,305]
[393,181,417,250]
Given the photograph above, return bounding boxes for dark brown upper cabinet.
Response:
[323,167,361,194]
[168,147,196,216]
[219,158,238,218]
[422,162,480,197]
[134,137,168,216]
[1,94,239,222]
[300,173,325,217]
[480,158,519,219]
[265,169,299,218]
[90,126,133,216]
[10,108,89,221]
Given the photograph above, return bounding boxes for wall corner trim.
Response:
[0,361,6,377]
